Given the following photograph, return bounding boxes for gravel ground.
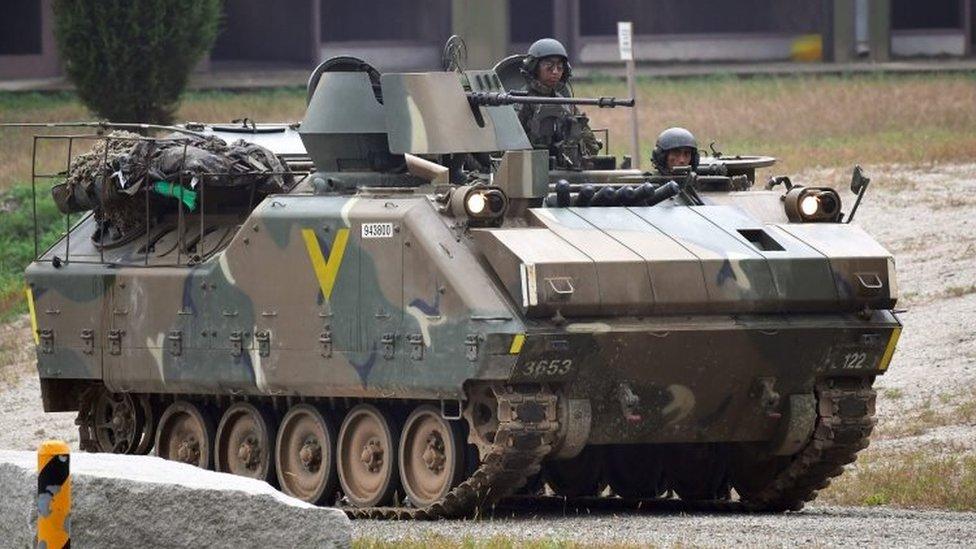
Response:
[1,162,975,545]
[835,163,976,451]
[351,506,976,547]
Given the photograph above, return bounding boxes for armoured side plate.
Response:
[382,72,530,154]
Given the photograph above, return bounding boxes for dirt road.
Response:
[351,505,976,547]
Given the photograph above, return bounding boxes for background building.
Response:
[2,0,974,80]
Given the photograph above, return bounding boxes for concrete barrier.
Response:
[0,450,351,548]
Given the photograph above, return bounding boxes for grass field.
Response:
[0,185,62,320]
[820,446,976,511]
[2,72,976,191]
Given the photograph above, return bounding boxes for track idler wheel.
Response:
[91,388,144,454]
[275,404,340,505]
[337,404,401,507]
[156,401,217,469]
[544,445,607,498]
[215,402,278,484]
[398,405,466,508]
[606,444,666,499]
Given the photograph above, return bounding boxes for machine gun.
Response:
[466,91,635,109]
[467,92,634,170]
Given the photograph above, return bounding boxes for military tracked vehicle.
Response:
[22,56,900,518]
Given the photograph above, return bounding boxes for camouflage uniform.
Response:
[516,39,601,169]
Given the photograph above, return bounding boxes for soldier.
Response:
[651,127,700,175]
[517,38,601,168]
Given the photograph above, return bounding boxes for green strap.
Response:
[152,181,197,211]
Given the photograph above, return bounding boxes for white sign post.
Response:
[618,21,640,168]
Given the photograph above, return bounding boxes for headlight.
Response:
[784,186,842,222]
[466,192,487,215]
[799,194,820,216]
[450,185,508,224]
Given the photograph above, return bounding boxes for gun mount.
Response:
[467,92,635,109]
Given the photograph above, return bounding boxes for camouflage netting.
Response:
[52,131,293,246]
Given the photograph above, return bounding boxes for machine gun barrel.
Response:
[467,92,634,108]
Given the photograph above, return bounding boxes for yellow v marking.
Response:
[302,228,349,301]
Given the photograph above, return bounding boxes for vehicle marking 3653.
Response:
[519,358,573,377]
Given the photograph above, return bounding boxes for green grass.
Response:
[819,388,976,511]
[883,388,904,400]
[0,184,64,319]
[820,447,976,511]
[575,72,976,174]
[877,387,976,439]
[2,72,976,190]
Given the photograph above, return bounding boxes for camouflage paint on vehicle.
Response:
[23,57,901,516]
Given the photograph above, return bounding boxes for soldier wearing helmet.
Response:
[517,38,601,169]
[651,127,700,175]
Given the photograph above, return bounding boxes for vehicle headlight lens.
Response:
[784,186,842,222]
[466,193,487,215]
[799,194,820,216]
[450,185,509,225]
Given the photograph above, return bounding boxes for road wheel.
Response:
[544,445,607,498]
[133,395,157,455]
[398,405,465,507]
[92,389,144,454]
[606,444,666,499]
[156,401,216,469]
[275,404,339,505]
[215,402,278,484]
[337,404,401,507]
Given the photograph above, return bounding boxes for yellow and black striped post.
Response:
[37,440,70,549]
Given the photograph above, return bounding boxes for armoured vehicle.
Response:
[22,56,900,518]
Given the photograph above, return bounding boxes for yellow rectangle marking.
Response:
[878,326,901,371]
[301,228,349,301]
[25,286,39,344]
[509,333,525,354]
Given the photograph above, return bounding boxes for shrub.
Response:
[0,185,63,319]
[52,0,221,125]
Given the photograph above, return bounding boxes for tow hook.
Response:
[754,377,782,419]
[617,382,642,424]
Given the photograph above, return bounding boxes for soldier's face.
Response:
[667,148,693,169]
[537,56,565,88]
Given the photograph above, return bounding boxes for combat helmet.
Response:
[521,38,573,82]
[652,127,700,172]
